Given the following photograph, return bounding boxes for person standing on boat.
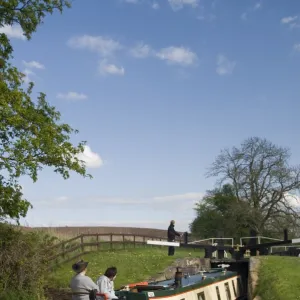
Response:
[96,267,118,300]
[70,260,99,300]
[167,220,181,256]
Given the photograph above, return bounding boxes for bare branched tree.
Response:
[207,137,300,234]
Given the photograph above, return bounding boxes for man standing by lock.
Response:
[167,220,181,256]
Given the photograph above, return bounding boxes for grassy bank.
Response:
[48,247,202,289]
[255,256,300,300]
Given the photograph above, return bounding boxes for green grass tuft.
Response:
[48,247,202,289]
[255,256,300,300]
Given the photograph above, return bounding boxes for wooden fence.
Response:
[48,233,176,266]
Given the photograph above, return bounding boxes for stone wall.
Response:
[248,257,261,300]
[149,257,211,282]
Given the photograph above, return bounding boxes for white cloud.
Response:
[22,191,203,231]
[130,42,152,58]
[253,2,262,10]
[285,193,300,208]
[56,92,88,101]
[67,35,122,57]
[281,16,298,24]
[241,13,248,20]
[156,46,198,66]
[0,24,25,40]
[41,192,202,209]
[99,60,125,76]
[153,192,203,202]
[241,2,262,21]
[22,60,45,69]
[76,145,103,168]
[55,196,69,202]
[22,69,35,83]
[87,192,203,213]
[294,44,300,52]
[130,43,198,67]
[152,2,159,9]
[168,0,199,11]
[197,13,216,22]
[216,54,236,75]
[281,16,300,29]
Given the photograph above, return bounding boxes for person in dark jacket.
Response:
[167,220,181,256]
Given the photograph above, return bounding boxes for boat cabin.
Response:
[116,268,245,300]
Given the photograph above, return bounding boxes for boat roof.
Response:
[150,269,236,288]
[117,269,238,299]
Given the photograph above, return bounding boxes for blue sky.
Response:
[1,0,300,231]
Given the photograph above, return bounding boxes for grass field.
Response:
[48,247,203,289]
[255,256,300,300]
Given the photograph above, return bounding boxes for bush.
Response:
[0,223,58,299]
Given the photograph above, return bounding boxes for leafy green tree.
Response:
[207,137,300,234]
[0,0,91,221]
[190,184,251,239]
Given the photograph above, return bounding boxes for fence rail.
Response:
[48,233,181,266]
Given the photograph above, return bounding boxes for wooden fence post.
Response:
[97,234,100,251]
[48,233,169,266]
[81,235,84,253]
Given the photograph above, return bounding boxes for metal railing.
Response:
[188,238,234,259]
[270,245,300,253]
[189,237,234,247]
[239,236,282,246]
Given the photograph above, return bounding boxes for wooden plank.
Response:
[147,240,180,247]
[80,235,84,252]
[82,242,101,247]
[48,235,81,250]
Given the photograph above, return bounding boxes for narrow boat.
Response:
[116,267,246,300]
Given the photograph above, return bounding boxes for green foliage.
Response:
[0,223,59,300]
[255,256,300,300]
[0,0,92,221]
[48,248,202,289]
[207,137,300,234]
[190,184,251,239]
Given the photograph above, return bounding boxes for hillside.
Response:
[254,256,300,300]
[22,226,185,239]
[48,247,201,289]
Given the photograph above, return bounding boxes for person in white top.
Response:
[96,267,118,300]
[70,260,99,300]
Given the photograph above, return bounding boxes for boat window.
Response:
[231,280,237,296]
[215,286,221,300]
[224,282,231,300]
[197,291,206,300]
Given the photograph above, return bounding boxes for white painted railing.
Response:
[189,237,234,247]
[239,236,282,246]
[188,238,234,259]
